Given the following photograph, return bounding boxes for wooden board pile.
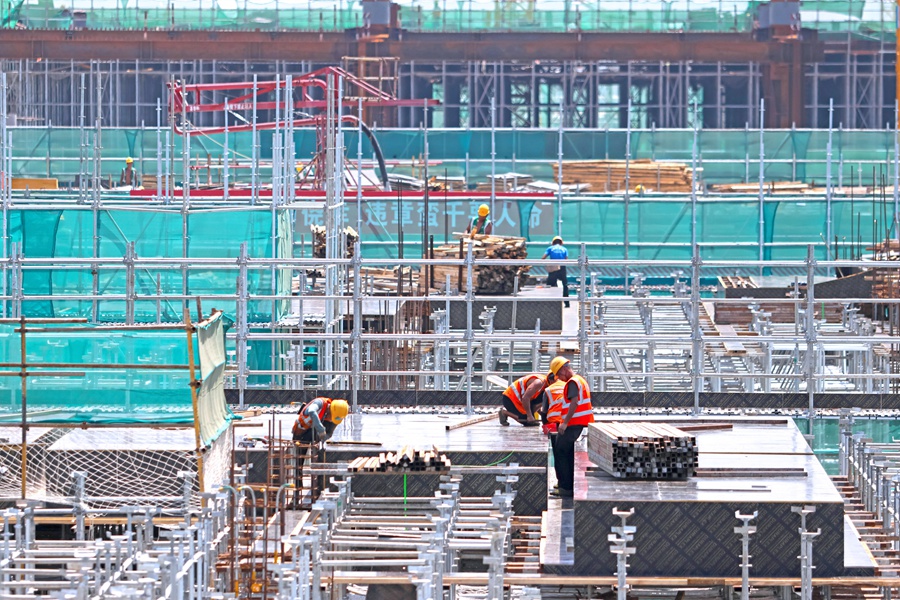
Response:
[311,225,359,258]
[423,233,530,294]
[347,445,452,473]
[713,299,843,325]
[552,159,693,193]
[709,181,810,194]
[587,422,698,479]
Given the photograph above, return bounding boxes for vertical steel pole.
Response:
[92,73,102,324]
[806,245,817,438]
[758,98,765,276]
[1,72,7,320]
[252,74,258,206]
[691,245,701,414]
[557,96,564,236]
[894,99,899,243]
[490,94,497,218]
[223,99,229,201]
[465,241,474,415]
[351,241,361,411]
[357,97,363,239]
[691,99,699,249]
[826,98,834,261]
[156,98,162,203]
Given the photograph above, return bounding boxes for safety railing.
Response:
[2,247,900,418]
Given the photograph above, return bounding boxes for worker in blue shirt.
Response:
[542,236,570,308]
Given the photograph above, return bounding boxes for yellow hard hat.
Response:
[125,157,134,164]
[329,399,349,424]
[549,356,570,376]
[478,204,490,217]
[552,236,563,245]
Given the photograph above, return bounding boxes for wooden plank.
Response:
[713,324,746,354]
[446,412,498,431]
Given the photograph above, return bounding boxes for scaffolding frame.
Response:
[0,48,895,131]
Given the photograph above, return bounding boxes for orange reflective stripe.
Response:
[504,374,546,414]
[545,380,566,424]
[560,375,594,425]
[295,397,331,432]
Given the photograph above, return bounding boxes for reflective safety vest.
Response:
[503,374,548,414]
[470,216,492,235]
[544,380,567,424]
[560,375,594,426]
[292,397,332,436]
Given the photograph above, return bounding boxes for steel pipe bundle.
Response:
[587,422,698,479]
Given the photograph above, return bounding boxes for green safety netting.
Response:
[336,195,896,262]
[795,417,900,475]
[4,1,896,36]
[0,311,233,439]
[8,207,292,323]
[9,127,900,188]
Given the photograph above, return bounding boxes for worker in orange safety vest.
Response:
[499,372,554,426]
[544,356,594,498]
[292,397,350,443]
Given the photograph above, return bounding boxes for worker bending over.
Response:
[467,204,493,237]
[500,372,554,426]
[545,356,594,498]
[292,397,350,443]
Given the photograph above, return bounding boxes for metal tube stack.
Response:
[587,422,698,479]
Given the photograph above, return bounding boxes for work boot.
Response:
[499,409,509,426]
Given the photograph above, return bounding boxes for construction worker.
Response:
[119,157,136,187]
[499,372,554,427]
[542,236,570,308]
[540,377,567,495]
[291,397,350,443]
[546,356,594,498]
[467,204,493,237]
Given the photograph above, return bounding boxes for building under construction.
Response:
[1,1,900,599]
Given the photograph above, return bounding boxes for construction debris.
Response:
[553,159,693,193]
[587,422,698,480]
[346,445,452,473]
[424,234,530,294]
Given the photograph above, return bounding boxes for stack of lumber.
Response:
[709,181,810,194]
[587,422,698,480]
[718,275,758,290]
[552,159,693,193]
[347,445,451,473]
[713,299,843,325]
[311,225,359,258]
[423,233,529,294]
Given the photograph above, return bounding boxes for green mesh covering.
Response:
[8,207,292,322]
[795,417,900,475]
[9,127,900,188]
[4,1,896,36]
[0,313,234,432]
[0,324,193,422]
